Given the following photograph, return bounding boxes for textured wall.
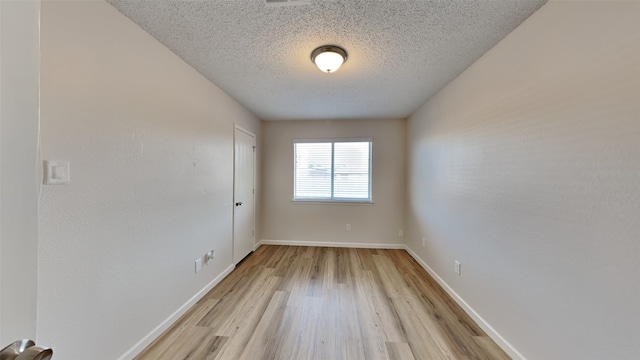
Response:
[406,1,640,359]
[38,1,260,359]
[0,0,40,346]
[261,119,405,246]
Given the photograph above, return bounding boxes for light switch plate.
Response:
[44,160,70,185]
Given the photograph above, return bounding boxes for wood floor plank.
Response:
[239,290,290,360]
[283,257,314,307]
[321,247,337,292]
[389,294,453,360]
[196,269,269,329]
[385,341,417,360]
[336,282,367,360]
[291,294,323,359]
[312,287,339,360]
[213,271,280,335]
[353,272,393,360]
[210,280,282,359]
[268,304,304,360]
[402,287,459,359]
[373,252,408,299]
[335,247,352,284]
[136,326,226,360]
[388,250,495,358]
[134,299,220,359]
[306,247,327,297]
[186,331,228,360]
[135,246,511,360]
[472,336,512,360]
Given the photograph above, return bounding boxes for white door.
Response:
[233,126,256,264]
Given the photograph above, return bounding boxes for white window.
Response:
[294,139,372,202]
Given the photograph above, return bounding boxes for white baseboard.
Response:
[256,239,406,250]
[117,264,235,360]
[404,246,525,360]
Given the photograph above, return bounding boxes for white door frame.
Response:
[232,124,256,264]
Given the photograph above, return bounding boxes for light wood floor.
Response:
[135,246,510,360]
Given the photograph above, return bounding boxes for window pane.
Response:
[294,143,332,199]
[333,142,370,199]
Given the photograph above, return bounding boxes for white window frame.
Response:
[293,138,373,203]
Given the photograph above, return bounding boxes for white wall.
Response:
[0,0,40,346]
[261,119,405,247]
[406,1,640,359]
[38,1,260,359]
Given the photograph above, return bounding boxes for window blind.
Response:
[294,139,372,202]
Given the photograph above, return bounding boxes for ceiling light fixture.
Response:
[311,45,348,74]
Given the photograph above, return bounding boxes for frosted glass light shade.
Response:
[314,51,344,73]
[311,46,348,74]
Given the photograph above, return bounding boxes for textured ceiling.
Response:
[107,0,546,121]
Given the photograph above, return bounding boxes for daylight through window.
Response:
[294,139,372,202]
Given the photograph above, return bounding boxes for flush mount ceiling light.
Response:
[311,45,348,74]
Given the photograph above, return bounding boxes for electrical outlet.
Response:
[205,250,215,265]
[455,260,461,276]
[422,237,426,247]
[346,224,351,231]
[195,258,202,273]
[398,230,404,237]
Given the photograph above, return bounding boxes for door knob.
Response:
[235,202,243,206]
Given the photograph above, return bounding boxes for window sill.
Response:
[292,199,374,206]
